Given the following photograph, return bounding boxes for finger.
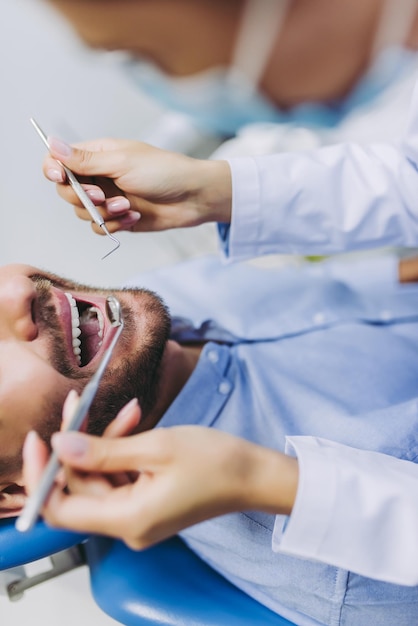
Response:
[57,182,106,209]
[105,196,131,216]
[61,389,90,434]
[62,397,140,490]
[65,469,115,498]
[43,157,65,183]
[47,137,127,179]
[41,482,137,537]
[103,398,141,438]
[43,142,129,182]
[61,389,80,431]
[22,431,50,495]
[89,212,141,235]
[51,429,163,474]
[73,203,109,224]
[101,398,141,486]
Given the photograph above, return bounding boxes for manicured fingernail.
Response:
[61,389,79,428]
[107,197,131,214]
[52,432,88,457]
[118,212,141,228]
[48,136,72,158]
[47,168,64,183]
[22,430,38,459]
[116,398,140,422]
[86,188,105,202]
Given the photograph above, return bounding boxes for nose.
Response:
[0,276,38,341]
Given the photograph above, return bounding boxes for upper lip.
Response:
[52,287,120,369]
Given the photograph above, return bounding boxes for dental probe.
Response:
[30,117,120,260]
[16,296,124,533]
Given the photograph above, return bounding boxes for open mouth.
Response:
[65,292,104,366]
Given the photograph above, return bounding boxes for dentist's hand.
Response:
[42,138,232,236]
[24,391,142,499]
[23,423,298,549]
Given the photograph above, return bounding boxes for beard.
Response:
[31,272,171,440]
[85,296,171,434]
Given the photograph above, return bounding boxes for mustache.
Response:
[31,276,88,380]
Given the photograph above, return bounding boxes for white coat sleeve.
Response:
[219,81,418,260]
[272,436,418,586]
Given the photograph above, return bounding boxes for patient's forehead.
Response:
[0,263,88,291]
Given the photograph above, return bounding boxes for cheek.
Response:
[0,346,74,436]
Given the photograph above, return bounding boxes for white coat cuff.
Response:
[218,157,262,260]
[272,437,338,555]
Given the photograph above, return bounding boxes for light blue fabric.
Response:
[122,47,417,135]
[126,254,418,626]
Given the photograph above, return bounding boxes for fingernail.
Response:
[46,168,64,183]
[52,432,88,457]
[107,197,131,214]
[118,212,141,228]
[48,136,72,158]
[22,430,39,459]
[116,398,140,422]
[86,188,105,202]
[64,389,79,408]
[61,389,79,429]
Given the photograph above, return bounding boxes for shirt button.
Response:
[313,312,325,325]
[218,381,231,395]
[207,350,219,363]
[380,310,392,322]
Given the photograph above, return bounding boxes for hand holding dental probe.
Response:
[30,118,120,260]
[16,296,124,533]
[22,422,298,549]
[41,136,233,234]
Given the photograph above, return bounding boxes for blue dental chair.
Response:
[0,518,296,625]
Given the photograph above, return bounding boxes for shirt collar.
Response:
[157,342,233,429]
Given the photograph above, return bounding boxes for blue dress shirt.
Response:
[127,254,418,626]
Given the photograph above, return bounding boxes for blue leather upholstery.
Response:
[0,518,85,569]
[86,535,295,625]
[0,519,296,625]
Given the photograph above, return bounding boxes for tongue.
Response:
[80,317,100,365]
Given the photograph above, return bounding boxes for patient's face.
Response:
[0,264,170,515]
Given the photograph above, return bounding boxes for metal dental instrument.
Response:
[16,296,124,533]
[30,117,120,260]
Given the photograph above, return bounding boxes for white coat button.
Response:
[218,381,231,395]
[207,350,219,363]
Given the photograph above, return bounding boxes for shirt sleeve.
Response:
[272,436,418,586]
[218,81,418,260]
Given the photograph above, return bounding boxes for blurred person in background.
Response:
[43,0,418,155]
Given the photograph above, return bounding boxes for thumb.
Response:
[47,136,122,179]
[22,431,50,496]
[51,431,150,473]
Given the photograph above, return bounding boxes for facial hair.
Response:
[31,273,171,438]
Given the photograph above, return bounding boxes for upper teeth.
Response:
[65,293,104,365]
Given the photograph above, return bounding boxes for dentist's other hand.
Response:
[23,425,298,549]
[42,138,232,235]
[23,392,142,502]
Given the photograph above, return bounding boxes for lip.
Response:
[52,286,121,369]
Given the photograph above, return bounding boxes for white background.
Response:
[0,0,217,291]
[1,1,418,624]
[0,1,216,625]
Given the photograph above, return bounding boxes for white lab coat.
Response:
[218,79,418,586]
[223,80,418,261]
